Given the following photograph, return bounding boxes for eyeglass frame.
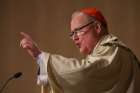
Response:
[69,20,96,39]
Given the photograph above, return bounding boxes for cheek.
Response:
[81,36,94,48]
[80,39,90,54]
[81,36,90,44]
[82,39,88,45]
[80,38,89,49]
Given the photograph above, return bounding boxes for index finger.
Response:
[20,32,31,39]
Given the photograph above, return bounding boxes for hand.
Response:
[20,32,41,59]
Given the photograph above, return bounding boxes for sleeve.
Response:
[48,44,119,75]
[36,52,50,85]
[36,44,118,84]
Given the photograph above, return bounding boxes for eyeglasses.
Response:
[69,21,95,39]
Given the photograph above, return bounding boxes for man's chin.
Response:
[79,47,91,55]
[80,48,87,55]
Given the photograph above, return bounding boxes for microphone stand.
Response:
[0,72,22,93]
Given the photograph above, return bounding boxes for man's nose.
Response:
[73,33,79,41]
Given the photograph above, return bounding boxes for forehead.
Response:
[70,12,89,31]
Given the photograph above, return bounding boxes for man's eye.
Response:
[69,32,74,37]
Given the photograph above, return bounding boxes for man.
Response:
[20,8,140,93]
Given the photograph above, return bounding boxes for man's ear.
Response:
[95,22,101,34]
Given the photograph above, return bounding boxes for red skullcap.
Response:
[80,7,107,27]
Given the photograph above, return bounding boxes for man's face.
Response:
[70,13,98,55]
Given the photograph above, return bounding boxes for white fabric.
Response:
[37,52,50,85]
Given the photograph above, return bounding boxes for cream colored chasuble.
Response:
[38,34,140,93]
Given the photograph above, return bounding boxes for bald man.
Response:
[20,8,140,93]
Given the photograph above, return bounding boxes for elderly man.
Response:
[20,8,140,93]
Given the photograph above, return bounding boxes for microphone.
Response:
[0,72,23,93]
[13,72,22,79]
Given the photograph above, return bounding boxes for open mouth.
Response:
[76,43,81,48]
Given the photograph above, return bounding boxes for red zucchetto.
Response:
[80,7,107,27]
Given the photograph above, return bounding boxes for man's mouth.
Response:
[76,43,81,48]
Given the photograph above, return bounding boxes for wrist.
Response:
[34,49,42,58]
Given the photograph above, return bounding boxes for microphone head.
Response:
[13,72,22,79]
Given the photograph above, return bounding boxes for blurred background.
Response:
[0,0,140,93]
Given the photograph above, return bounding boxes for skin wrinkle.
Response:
[70,11,107,55]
